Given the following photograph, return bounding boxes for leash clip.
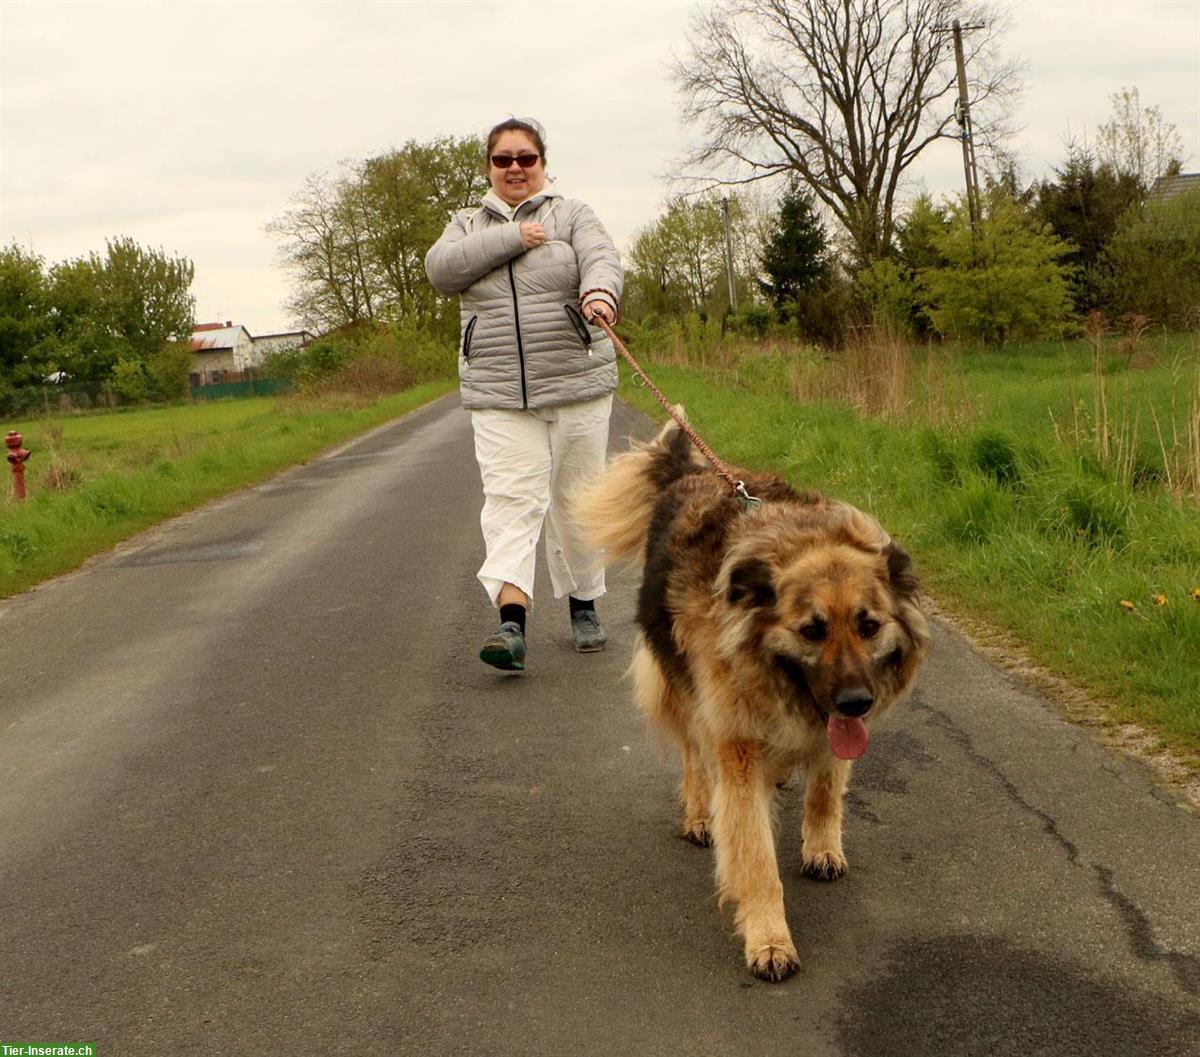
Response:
[735,480,761,510]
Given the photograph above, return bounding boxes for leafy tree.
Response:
[759,182,830,312]
[43,256,120,381]
[1034,146,1141,313]
[1103,188,1200,326]
[268,135,488,333]
[854,195,948,337]
[40,240,194,383]
[921,190,1073,344]
[0,243,50,386]
[1096,87,1185,194]
[99,237,195,358]
[675,0,1020,264]
[626,196,733,316]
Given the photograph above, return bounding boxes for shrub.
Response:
[852,258,920,337]
[969,430,1023,488]
[941,474,1017,544]
[1103,188,1200,326]
[921,429,961,484]
[109,357,151,403]
[1061,482,1130,545]
[735,302,772,339]
[147,341,193,400]
[921,191,1074,344]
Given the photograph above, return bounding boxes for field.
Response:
[4,331,1197,761]
[618,329,1200,760]
[0,382,456,598]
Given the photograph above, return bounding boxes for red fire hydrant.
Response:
[6,430,31,501]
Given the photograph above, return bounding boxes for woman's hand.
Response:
[519,222,547,250]
[582,299,615,326]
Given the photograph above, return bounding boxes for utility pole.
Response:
[721,196,738,313]
[951,19,984,232]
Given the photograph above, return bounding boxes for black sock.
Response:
[499,603,526,633]
[568,596,596,617]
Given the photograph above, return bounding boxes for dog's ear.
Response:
[885,542,919,599]
[727,558,776,608]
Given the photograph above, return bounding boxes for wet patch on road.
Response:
[836,934,1200,1057]
[115,534,263,566]
[853,728,934,796]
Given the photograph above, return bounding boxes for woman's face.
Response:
[488,130,546,206]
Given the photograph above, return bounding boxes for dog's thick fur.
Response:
[574,414,930,981]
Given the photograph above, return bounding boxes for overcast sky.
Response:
[2,0,1198,334]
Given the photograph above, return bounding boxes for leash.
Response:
[592,317,760,509]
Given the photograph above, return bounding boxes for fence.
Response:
[0,377,294,416]
[189,378,294,400]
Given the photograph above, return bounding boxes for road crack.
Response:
[919,701,1200,997]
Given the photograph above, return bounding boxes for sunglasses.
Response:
[490,152,541,169]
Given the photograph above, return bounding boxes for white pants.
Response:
[470,394,612,608]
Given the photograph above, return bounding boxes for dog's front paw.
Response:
[801,850,847,881]
[682,818,712,847]
[746,942,800,982]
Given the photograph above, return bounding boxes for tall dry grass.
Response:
[1058,316,1200,503]
[785,326,971,427]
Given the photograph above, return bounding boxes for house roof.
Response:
[1149,172,1200,202]
[252,330,314,341]
[189,323,250,351]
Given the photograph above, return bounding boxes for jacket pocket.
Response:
[563,303,593,352]
[461,315,478,360]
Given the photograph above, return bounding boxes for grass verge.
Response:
[0,381,456,599]
[615,333,1200,765]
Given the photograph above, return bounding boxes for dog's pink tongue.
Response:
[828,715,869,760]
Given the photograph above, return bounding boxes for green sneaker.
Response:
[571,610,607,653]
[480,620,526,671]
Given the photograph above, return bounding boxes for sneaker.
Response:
[480,620,526,671]
[571,610,607,653]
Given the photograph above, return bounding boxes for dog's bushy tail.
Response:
[574,408,700,565]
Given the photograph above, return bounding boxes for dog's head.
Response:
[715,503,930,760]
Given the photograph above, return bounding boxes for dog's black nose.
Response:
[835,689,873,717]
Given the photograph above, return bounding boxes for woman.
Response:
[425,118,623,672]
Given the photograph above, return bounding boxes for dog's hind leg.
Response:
[801,756,851,880]
[630,640,711,845]
[680,741,712,847]
[712,739,799,982]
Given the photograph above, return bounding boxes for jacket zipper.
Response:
[462,315,478,361]
[563,303,594,355]
[507,259,529,408]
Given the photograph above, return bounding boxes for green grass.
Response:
[617,330,1200,759]
[0,382,456,598]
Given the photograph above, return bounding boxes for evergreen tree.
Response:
[1034,146,1141,313]
[759,182,830,313]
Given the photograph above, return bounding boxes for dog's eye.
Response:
[799,621,826,643]
[859,618,881,639]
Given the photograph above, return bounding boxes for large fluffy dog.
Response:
[575,414,930,981]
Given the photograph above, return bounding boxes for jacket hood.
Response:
[481,186,564,220]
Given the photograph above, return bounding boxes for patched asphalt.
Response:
[1,393,1197,1055]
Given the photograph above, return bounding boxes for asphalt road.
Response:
[2,394,1198,1056]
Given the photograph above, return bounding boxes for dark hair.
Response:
[485,117,547,165]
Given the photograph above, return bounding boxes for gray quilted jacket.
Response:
[425,188,623,410]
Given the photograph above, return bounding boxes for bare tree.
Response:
[674,0,1020,264]
[1096,86,1185,194]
